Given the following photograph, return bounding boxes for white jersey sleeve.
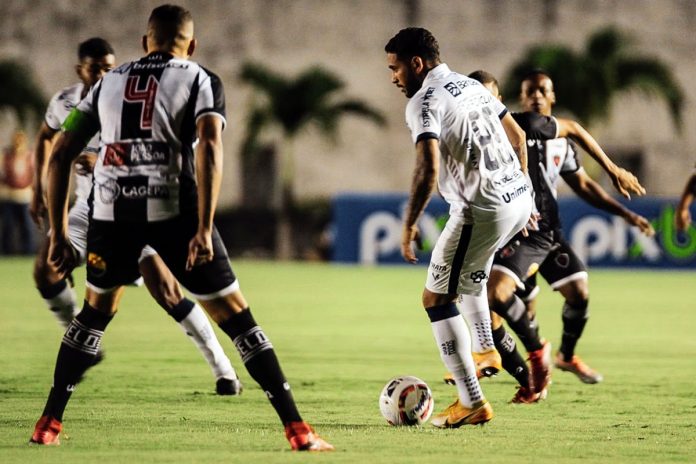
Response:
[405,86,442,144]
[194,68,227,129]
[44,83,84,131]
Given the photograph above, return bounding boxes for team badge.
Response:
[87,252,107,276]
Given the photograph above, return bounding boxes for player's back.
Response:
[78,52,226,223]
[406,64,527,219]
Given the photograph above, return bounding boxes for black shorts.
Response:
[492,230,587,291]
[86,215,237,299]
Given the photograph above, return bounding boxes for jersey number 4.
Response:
[125,75,159,130]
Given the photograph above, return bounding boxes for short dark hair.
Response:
[468,70,498,87]
[384,27,440,62]
[148,4,193,46]
[78,37,114,61]
[521,68,552,85]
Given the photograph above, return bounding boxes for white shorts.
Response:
[66,199,156,276]
[426,196,532,296]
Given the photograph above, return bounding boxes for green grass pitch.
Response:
[0,258,694,463]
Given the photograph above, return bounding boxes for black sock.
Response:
[37,280,69,300]
[42,302,113,421]
[219,308,302,424]
[560,300,589,361]
[491,294,542,352]
[492,326,530,388]
[165,298,195,322]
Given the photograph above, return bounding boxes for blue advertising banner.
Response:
[332,193,696,268]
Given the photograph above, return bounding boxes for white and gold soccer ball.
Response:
[379,376,434,426]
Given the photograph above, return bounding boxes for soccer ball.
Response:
[379,376,434,426]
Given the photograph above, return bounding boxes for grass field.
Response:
[1,258,695,463]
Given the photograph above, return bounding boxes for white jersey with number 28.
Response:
[405,63,528,219]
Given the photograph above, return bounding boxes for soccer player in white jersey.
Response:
[385,28,533,427]
[30,6,333,451]
[29,38,242,396]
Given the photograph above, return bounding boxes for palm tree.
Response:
[0,60,46,126]
[502,27,684,130]
[239,62,386,259]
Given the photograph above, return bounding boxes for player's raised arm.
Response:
[556,118,645,199]
[47,109,98,275]
[675,172,696,231]
[402,137,440,263]
[188,114,224,270]
[563,169,655,237]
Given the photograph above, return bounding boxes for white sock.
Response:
[457,293,495,353]
[430,313,484,407]
[178,304,237,380]
[43,283,79,329]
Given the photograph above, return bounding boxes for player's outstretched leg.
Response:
[30,301,114,445]
[139,254,242,395]
[489,271,550,394]
[492,325,543,403]
[426,302,493,428]
[167,298,242,395]
[214,303,333,451]
[457,293,501,378]
[33,242,79,329]
[555,300,603,383]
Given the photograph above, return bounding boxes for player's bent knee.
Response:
[421,289,456,308]
[85,287,123,316]
[199,290,249,323]
[149,281,184,312]
[559,278,589,306]
[487,271,516,307]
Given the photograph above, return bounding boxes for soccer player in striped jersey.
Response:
[386,28,534,427]
[29,38,242,397]
[477,70,653,397]
[30,6,332,451]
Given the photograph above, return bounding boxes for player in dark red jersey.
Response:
[30,5,332,451]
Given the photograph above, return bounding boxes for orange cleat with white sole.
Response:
[29,416,62,446]
[554,353,603,384]
[285,421,334,451]
[430,399,493,428]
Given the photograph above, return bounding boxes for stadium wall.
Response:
[0,0,694,208]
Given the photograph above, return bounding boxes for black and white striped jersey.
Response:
[512,111,581,232]
[76,52,226,222]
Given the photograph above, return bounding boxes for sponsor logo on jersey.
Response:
[420,87,435,127]
[98,179,121,204]
[444,81,461,97]
[121,184,170,200]
[501,183,529,203]
[103,142,171,167]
